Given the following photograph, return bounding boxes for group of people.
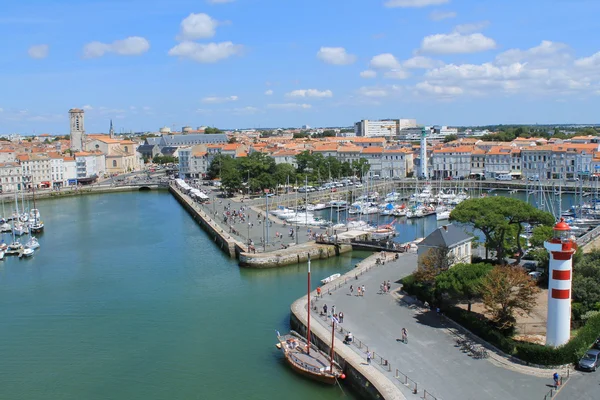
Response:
[349,284,366,297]
[380,281,392,294]
[320,304,344,324]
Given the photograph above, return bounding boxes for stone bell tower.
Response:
[69,108,86,151]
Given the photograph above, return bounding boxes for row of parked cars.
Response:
[297,179,363,193]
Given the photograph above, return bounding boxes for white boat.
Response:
[30,208,41,221]
[26,237,40,250]
[0,222,11,232]
[0,251,4,260]
[321,273,341,284]
[436,211,451,220]
[21,248,34,257]
[19,213,29,223]
[371,227,396,240]
[13,223,28,236]
[8,241,23,251]
[312,203,328,211]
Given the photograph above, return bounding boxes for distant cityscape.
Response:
[0,108,599,194]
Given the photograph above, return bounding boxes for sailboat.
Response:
[30,186,44,233]
[276,255,345,384]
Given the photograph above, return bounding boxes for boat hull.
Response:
[283,355,337,385]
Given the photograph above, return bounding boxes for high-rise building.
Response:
[354,119,417,138]
[69,108,86,151]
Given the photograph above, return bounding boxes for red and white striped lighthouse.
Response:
[544,218,576,347]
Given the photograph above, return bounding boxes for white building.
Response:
[431,146,473,179]
[354,119,417,138]
[0,162,23,192]
[418,224,473,268]
[63,157,77,185]
[17,154,52,188]
[75,151,105,181]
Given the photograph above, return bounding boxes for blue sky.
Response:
[2,0,600,134]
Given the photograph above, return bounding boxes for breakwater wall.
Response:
[169,186,245,258]
[289,253,405,400]
[239,243,352,268]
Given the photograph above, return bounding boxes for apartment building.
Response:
[17,154,52,188]
[521,146,553,180]
[431,146,473,179]
[354,119,417,138]
[178,146,210,178]
[484,146,512,179]
[470,148,486,177]
[0,162,23,192]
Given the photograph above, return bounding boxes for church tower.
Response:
[69,108,86,151]
[109,119,115,139]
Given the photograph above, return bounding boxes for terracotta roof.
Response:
[362,146,384,154]
[63,157,75,161]
[193,151,207,157]
[16,154,29,161]
[432,146,474,154]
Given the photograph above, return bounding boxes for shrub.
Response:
[444,306,515,354]
[515,312,600,365]
[400,275,435,304]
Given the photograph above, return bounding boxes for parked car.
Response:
[528,175,540,181]
[444,176,453,181]
[578,349,600,372]
[523,262,537,272]
[528,271,542,280]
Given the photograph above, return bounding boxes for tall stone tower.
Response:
[69,108,86,151]
[109,119,115,139]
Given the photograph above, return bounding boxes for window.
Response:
[124,146,128,153]
[112,160,117,167]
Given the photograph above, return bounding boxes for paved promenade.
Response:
[311,252,555,400]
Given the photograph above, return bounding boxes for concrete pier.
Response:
[289,252,405,400]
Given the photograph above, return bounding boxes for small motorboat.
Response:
[321,273,341,285]
[21,248,34,258]
[30,221,44,233]
[436,211,451,220]
[0,251,4,260]
[8,242,23,251]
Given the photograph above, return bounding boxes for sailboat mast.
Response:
[330,315,335,372]
[306,254,311,355]
[305,176,308,227]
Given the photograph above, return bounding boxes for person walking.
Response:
[402,328,408,344]
[357,286,362,296]
[361,285,366,297]
[350,285,354,296]
[553,372,560,388]
[331,305,335,315]
[339,311,344,323]
[323,304,328,315]
[316,286,321,297]
[366,351,372,365]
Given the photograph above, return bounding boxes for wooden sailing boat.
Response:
[276,254,345,385]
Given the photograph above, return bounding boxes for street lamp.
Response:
[247,222,251,245]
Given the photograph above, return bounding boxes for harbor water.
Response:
[0,191,364,400]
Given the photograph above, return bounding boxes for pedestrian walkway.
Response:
[312,252,552,400]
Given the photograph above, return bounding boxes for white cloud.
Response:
[232,106,260,115]
[83,37,150,58]
[267,103,312,110]
[575,52,600,68]
[429,11,457,21]
[360,70,377,79]
[286,89,333,98]
[403,56,443,69]
[168,41,243,63]
[420,33,496,54]
[177,13,219,40]
[453,21,490,34]
[316,47,357,65]
[202,95,238,104]
[384,69,410,79]
[496,40,571,67]
[28,44,49,59]
[82,105,93,110]
[265,89,274,95]
[370,53,401,69]
[357,86,390,97]
[415,81,464,96]
[385,0,449,8]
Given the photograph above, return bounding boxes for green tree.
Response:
[295,150,313,173]
[481,265,540,330]
[572,250,600,314]
[204,127,222,134]
[436,263,493,311]
[530,226,554,248]
[450,197,553,263]
[293,132,308,139]
[207,154,235,179]
[443,134,458,143]
[273,163,296,186]
[351,158,370,178]
[221,166,242,194]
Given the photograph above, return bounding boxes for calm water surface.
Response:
[0,191,366,400]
